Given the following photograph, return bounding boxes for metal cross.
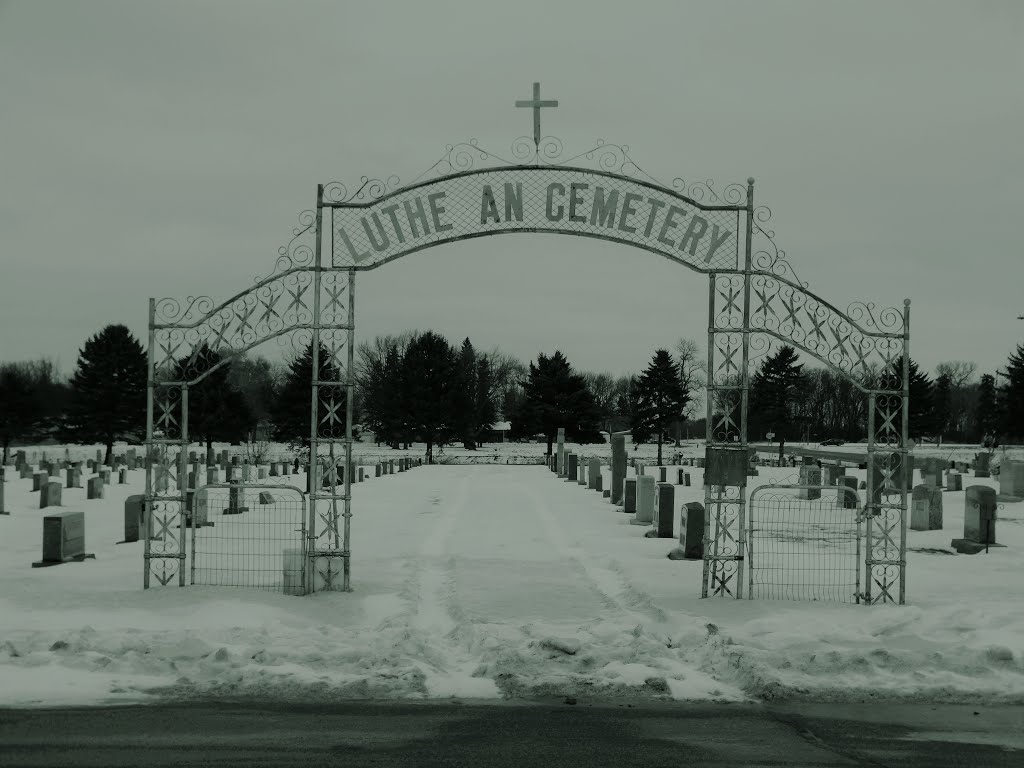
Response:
[515,82,558,148]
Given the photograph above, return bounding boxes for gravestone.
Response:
[187,471,197,490]
[963,485,997,544]
[124,495,145,542]
[87,476,104,499]
[668,502,705,560]
[631,475,655,526]
[40,481,62,509]
[118,468,127,484]
[577,461,587,485]
[0,476,5,515]
[375,464,382,478]
[611,432,627,505]
[206,466,218,485]
[65,466,81,489]
[556,427,566,475]
[34,510,90,566]
[650,483,675,538]
[567,453,578,482]
[358,467,364,482]
[676,468,685,485]
[837,476,859,509]
[99,468,111,485]
[588,458,601,490]
[258,466,267,480]
[998,459,1024,502]
[95,449,102,465]
[32,471,47,492]
[927,485,943,529]
[269,462,279,477]
[910,485,930,531]
[603,489,610,498]
[974,452,991,478]
[223,483,249,515]
[684,472,691,487]
[594,472,603,493]
[20,464,33,480]
[946,472,963,492]
[258,491,275,504]
[242,464,253,482]
[798,467,822,500]
[622,477,637,515]
[388,460,395,474]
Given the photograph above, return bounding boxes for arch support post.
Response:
[701,178,755,599]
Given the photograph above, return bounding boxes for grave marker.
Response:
[32,471,47,492]
[87,476,104,499]
[974,452,991,478]
[998,459,1024,502]
[649,483,675,538]
[668,502,705,560]
[118,468,127,484]
[946,472,963,492]
[611,432,627,505]
[223,482,249,515]
[594,472,603,493]
[963,485,997,545]
[838,476,859,509]
[631,475,655,525]
[33,510,93,567]
[258,491,275,504]
[588,458,601,490]
[622,477,637,515]
[40,481,62,509]
[566,453,578,482]
[556,427,566,475]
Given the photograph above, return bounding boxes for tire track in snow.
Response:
[405,472,499,696]
[521,481,672,630]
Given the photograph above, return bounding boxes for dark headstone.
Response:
[258,491,275,504]
[678,502,705,559]
[32,471,47,492]
[223,483,248,515]
[964,485,997,544]
[653,483,674,538]
[623,477,637,514]
[39,510,86,564]
[611,433,627,505]
[124,495,144,542]
[87,476,104,500]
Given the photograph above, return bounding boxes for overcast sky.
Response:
[1,0,1021,382]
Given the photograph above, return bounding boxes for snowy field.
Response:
[2,443,1024,709]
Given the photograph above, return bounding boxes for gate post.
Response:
[144,298,156,589]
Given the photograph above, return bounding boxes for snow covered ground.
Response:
[2,444,1023,709]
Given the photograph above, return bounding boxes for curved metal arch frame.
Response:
[146,153,910,606]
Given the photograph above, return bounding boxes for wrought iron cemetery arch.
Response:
[146,85,910,603]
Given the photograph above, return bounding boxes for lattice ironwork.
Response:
[748,484,862,603]
[190,484,307,593]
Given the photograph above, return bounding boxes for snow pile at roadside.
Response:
[2,453,1024,707]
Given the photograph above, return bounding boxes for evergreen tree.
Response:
[66,324,147,464]
[399,331,458,462]
[175,343,254,461]
[619,375,648,446]
[455,338,478,449]
[975,373,999,447]
[0,363,42,463]
[748,345,804,461]
[473,354,497,446]
[633,350,689,464]
[273,341,347,446]
[517,351,600,455]
[998,343,1024,441]
[932,373,952,443]
[360,340,404,448]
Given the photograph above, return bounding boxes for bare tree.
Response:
[582,371,617,439]
[935,361,977,388]
[675,338,707,445]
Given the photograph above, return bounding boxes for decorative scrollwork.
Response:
[154,296,215,326]
[672,177,748,207]
[846,301,906,335]
[323,176,400,205]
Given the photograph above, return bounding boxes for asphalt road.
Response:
[1,700,1022,768]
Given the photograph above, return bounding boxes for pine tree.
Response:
[273,341,346,446]
[976,373,999,447]
[998,343,1024,441]
[399,331,458,462]
[473,354,497,446]
[0,363,42,463]
[748,345,804,461]
[455,338,478,449]
[175,343,255,462]
[517,351,600,455]
[66,324,147,464]
[932,373,952,443]
[634,350,689,464]
[878,359,934,442]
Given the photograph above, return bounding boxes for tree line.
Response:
[2,323,1023,465]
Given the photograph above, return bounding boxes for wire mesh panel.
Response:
[748,484,861,603]
[190,483,307,594]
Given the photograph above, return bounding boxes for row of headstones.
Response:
[550,429,705,560]
[0,462,134,513]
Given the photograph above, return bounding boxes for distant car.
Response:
[820,438,845,446]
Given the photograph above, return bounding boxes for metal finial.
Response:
[515,82,558,149]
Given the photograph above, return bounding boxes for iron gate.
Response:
[748,484,863,603]
[190,483,308,594]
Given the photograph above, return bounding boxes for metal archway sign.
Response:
[145,84,911,604]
